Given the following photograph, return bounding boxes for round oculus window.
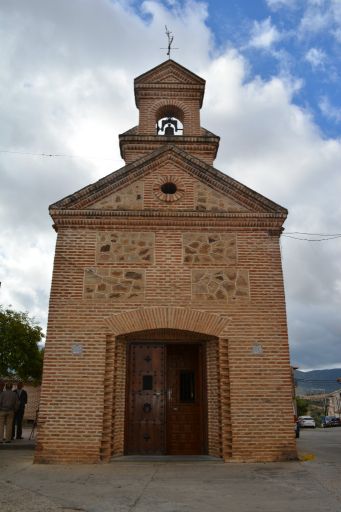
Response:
[161,182,177,194]
[153,176,184,202]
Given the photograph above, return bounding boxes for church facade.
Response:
[36,60,297,463]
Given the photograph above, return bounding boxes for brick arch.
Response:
[151,99,191,134]
[156,104,184,125]
[104,307,229,338]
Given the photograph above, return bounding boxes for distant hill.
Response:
[294,368,341,395]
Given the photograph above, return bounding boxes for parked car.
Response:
[298,416,316,428]
[321,416,341,428]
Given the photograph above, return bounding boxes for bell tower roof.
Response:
[134,59,206,108]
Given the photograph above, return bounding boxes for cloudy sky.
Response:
[0,0,340,370]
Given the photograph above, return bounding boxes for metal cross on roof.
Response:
[160,25,178,59]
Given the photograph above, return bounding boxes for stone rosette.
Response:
[153,175,185,202]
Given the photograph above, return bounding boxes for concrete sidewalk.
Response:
[0,427,36,450]
[1,429,341,512]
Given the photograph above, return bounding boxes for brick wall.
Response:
[36,214,296,463]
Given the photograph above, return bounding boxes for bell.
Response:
[165,124,175,136]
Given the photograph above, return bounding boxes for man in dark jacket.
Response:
[12,382,28,440]
[0,383,19,443]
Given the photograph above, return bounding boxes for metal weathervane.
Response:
[161,25,178,59]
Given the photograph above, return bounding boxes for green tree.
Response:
[296,397,310,416]
[0,305,44,382]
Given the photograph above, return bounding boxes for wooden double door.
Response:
[125,342,206,455]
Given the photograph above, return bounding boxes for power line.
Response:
[295,378,341,383]
[0,149,121,162]
[286,231,341,236]
[282,234,341,241]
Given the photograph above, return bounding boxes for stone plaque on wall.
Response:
[96,232,154,264]
[192,268,249,302]
[84,268,145,301]
[183,233,237,265]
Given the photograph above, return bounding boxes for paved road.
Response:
[297,427,341,505]
[1,428,341,512]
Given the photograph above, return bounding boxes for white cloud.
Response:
[249,17,281,49]
[298,0,341,41]
[266,0,297,9]
[332,27,341,41]
[0,231,55,326]
[299,7,330,34]
[305,47,327,68]
[319,96,341,122]
[267,0,341,43]
[0,0,213,323]
[200,51,341,368]
[0,0,340,368]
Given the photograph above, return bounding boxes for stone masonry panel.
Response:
[183,233,237,265]
[96,232,154,264]
[192,268,249,302]
[84,268,145,301]
[195,182,248,212]
[88,181,143,210]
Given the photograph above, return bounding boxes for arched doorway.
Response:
[124,329,210,455]
[103,307,230,461]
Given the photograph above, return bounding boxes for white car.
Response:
[298,416,316,428]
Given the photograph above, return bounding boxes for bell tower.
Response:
[119,59,220,165]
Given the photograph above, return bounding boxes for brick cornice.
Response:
[119,133,220,162]
[119,134,220,144]
[135,84,205,93]
[135,85,204,103]
[50,209,287,231]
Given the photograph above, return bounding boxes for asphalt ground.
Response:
[1,427,341,512]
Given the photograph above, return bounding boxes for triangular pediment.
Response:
[134,59,205,86]
[50,146,287,217]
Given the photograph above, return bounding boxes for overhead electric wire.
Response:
[295,378,341,382]
[282,234,341,241]
[285,231,341,236]
[0,149,121,161]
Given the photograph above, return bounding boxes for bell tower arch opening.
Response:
[155,105,184,136]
